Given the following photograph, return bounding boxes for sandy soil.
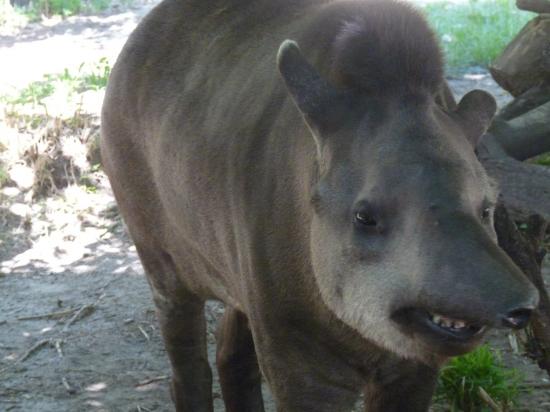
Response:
[1,2,549,412]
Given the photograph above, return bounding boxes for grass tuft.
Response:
[530,152,550,166]
[78,57,111,90]
[436,345,523,411]
[0,163,9,187]
[9,0,118,21]
[9,80,55,105]
[422,0,533,72]
[4,58,111,107]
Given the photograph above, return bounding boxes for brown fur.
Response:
[330,0,443,95]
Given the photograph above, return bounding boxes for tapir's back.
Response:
[100,0,321,299]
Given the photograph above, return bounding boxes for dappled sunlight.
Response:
[6,164,34,190]
[464,73,489,81]
[85,399,105,408]
[86,382,108,392]
[40,326,54,333]
[0,183,126,275]
[4,353,17,361]
[8,201,31,218]
[0,3,176,411]
[0,3,153,95]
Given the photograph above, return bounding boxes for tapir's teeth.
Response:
[453,320,466,329]
[430,313,469,331]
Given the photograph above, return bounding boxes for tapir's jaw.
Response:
[391,307,488,356]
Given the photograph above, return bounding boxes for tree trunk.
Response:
[478,135,550,221]
[494,205,550,376]
[476,7,550,375]
[478,96,550,378]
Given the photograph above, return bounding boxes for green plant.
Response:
[436,345,523,411]
[3,58,111,111]
[531,152,550,166]
[0,162,9,187]
[79,57,111,90]
[10,79,55,105]
[32,0,82,17]
[422,0,533,72]
[17,0,112,19]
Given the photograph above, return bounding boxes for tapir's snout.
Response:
[500,306,536,329]
[461,231,540,332]
[392,213,539,356]
[496,274,539,329]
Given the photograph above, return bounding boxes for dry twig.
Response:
[478,387,503,412]
[62,304,96,331]
[62,293,105,332]
[17,308,78,321]
[137,325,150,341]
[135,375,169,387]
[18,339,51,363]
[53,339,64,357]
[62,377,76,394]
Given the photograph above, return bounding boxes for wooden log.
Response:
[496,81,550,121]
[489,99,550,161]
[517,0,550,14]
[490,16,550,96]
[494,205,550,378]
[478,141,550,221]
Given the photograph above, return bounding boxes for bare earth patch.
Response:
[1,3,549,412]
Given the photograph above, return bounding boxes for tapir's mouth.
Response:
[391,307,487,354]
[426,311,485,340]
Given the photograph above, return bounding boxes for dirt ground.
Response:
[1,2,549,412]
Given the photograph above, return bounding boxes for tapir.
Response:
[101,0,539,410]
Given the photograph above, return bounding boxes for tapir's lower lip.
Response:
[391,307,487,352]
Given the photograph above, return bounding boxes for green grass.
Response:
[4,59,111,107]
[78,57,111,90]
[9,79,55,105]
[10,0,114,20]
[531,152,550,166]
[37,0,82,17]
[422,0,534,72]
[436,345,523,411]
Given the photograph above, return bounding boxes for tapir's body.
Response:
[101,1,538,411]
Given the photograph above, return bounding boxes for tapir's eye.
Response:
[354,211,378,227]
[481,207,491,220]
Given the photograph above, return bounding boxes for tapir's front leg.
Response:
[216,307,265,412]
[363,361,438,412]
[249,322,364,412]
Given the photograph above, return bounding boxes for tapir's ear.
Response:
[277,40,342,133]
[454,90,497,147]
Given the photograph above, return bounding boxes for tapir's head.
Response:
[277,32,538,363]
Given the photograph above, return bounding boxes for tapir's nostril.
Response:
[502,308,533,329]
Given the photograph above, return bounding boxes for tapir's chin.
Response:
[391,307,488,357]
